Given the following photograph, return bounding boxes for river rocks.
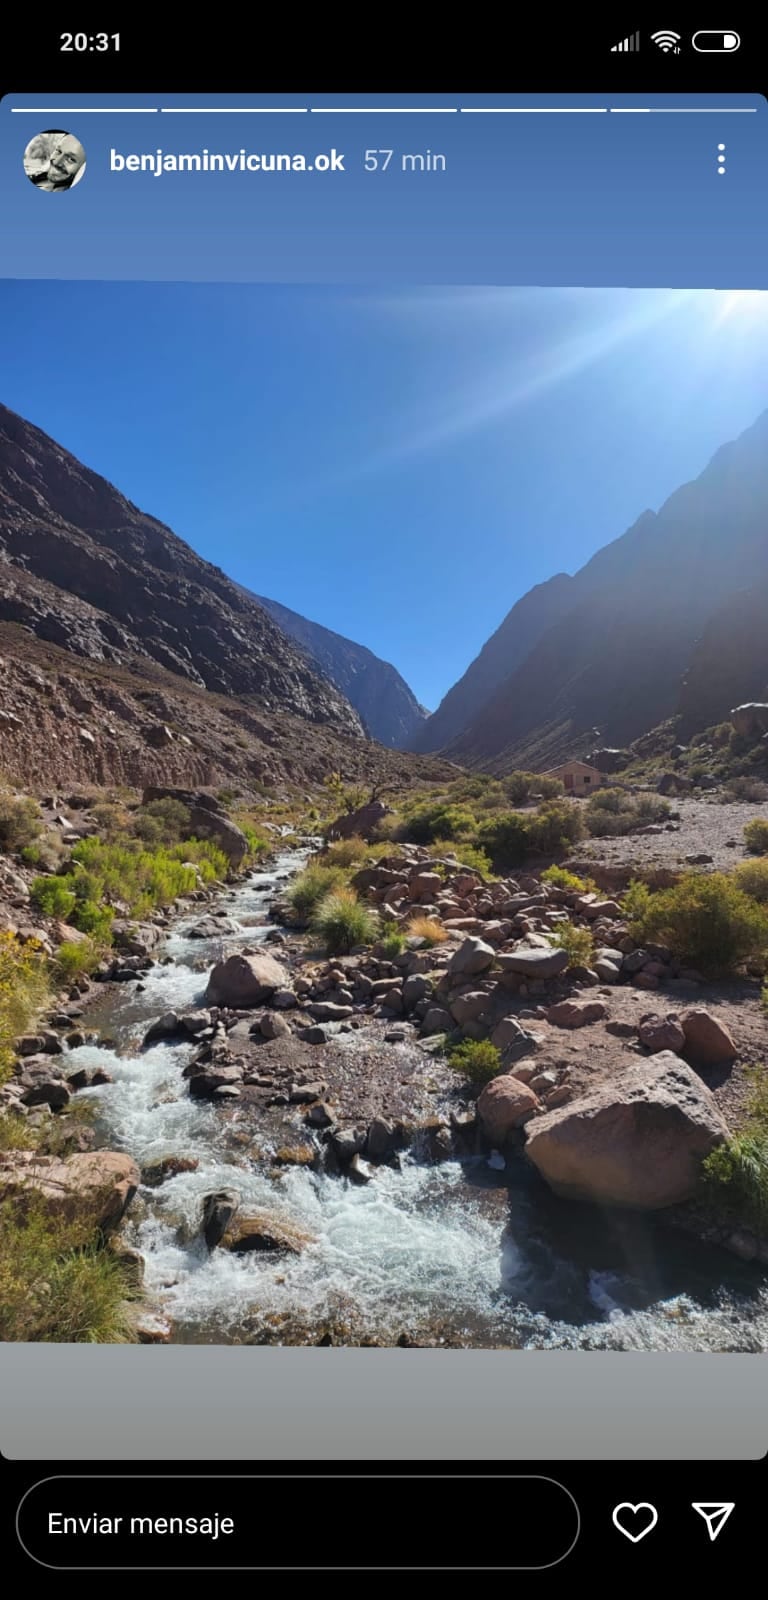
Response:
[593,959,620,984]
[142,1154,199,1187]
[546,999,608,1029]
[143,1011,182,1045]
[0,1149,139,1230]
[180,1010,212,1036]
[307,1001,355,1022]
[408,871,443,902]
[328,1127,366,1164]
[679,1008,738,1066]
[188,916,239,939]
[476,1075,540,1142]
[202,1188,240,1250]
[189,1065,243,1098]
[450,990,491,1025]
[111,921,162,956]
[298,1022,345,1044]
[524,1052,728,1209]
[306,1102,334,1128]
[348,1153,375,1184]
[448,937,496,977]
[366,1116,399,1160]
[222,1210,313,1254]
[204,950,290,1007]
[20,1072,71,1109]
[497,947,569,980]
[259,1011,292,1040]
[402,974,432,1010]
[289,1082,328,1103]
[420,1006,454,1037]
[272,988,298,1009]
[638,1013,686,1054]
[490,1016,539,1058]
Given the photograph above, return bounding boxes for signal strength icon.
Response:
[651,30,681,52]
[611,31,640,51]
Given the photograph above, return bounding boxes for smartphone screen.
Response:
[1,23,766,1576]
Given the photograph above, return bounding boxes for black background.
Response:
[1,13,766,1577]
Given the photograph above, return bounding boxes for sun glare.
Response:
[716,289,768,322]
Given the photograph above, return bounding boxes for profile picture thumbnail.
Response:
[23,129,86,191]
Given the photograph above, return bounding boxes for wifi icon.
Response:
[651,30,681,52]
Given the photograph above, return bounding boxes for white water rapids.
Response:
[61,850,768,1349]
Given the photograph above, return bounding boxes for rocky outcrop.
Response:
[142,786,248,866]
[0,1149,139,1230]
[254,591,428,749]
[326,801,390,841]
[415,408,768,769]
[524,1053,728,1209]
[730,702,768,739]
[0,402,363,734]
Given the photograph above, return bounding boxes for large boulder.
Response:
[524,1052,727,1209]
[546,1000,608,1030]
[679,1008,738,1066]
[0,1150,139,1231]
[448,937,496,978]
[141,786,249,867]
[327,801,391,841]
[497,947,569,980]
[222,1210,313,1254]
[476,1075,541,1142]
[204,950,290,1007]
[730,703,768,739]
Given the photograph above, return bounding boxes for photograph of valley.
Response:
[1,280,767,1351]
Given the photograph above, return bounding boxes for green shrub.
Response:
[431,839,492,877]
[628,871,768,974]
[310,888,378,955]
[744,819,768,856]
[69,900,115,941]
[169,837,230,883]
[503,771,562,805]
[55,938,103,982]
[477,812,530,869]
[0,1198,134,1343]
[0,794,42,853]
[379,924,407,958]
[701,1133,768,1234]
[0,931,51,1083]
[405,803,477,845]
[70,838,197,914]
[234,817,270,862]
[541,864,588,892]
[548,921,594,967]
[726,778,768,803]
[29,875,76,920]
[287,863,350,922]
[447,1038,502,1084]
[622,878,654,923]
[322,836,369,868]
[585,788,670,837]
[89,801,131,840]
[734,859,768,905]
[131,797,192,844]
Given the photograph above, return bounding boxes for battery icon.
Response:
[692,30,740,51]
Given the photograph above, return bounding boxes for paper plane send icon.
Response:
[692,1503,735,1542]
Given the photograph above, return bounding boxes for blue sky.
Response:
[2,280,768,709]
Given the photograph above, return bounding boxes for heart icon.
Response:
[612,1502,659,1543]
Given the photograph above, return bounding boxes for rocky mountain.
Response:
[410,574,574,753]
[416,409,768,772]
[0,403,363,737]
[253,591,428,749]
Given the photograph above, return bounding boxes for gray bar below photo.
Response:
[1,1349,766,1459]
